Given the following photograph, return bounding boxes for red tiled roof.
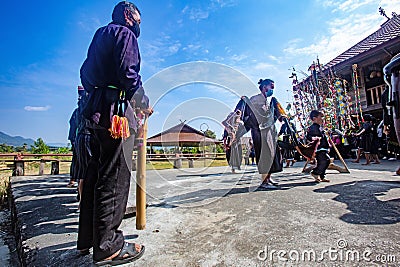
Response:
[147,122,220,145]
[324,14,400,69]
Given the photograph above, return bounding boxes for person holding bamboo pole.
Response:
[306,110,331,182]
[76,2,149,265]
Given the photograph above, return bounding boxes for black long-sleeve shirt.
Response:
[80,22,142,99]
[306,123,329,150]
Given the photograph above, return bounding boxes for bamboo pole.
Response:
[136,116,148,230]
[302,160,309,173]
[327,134,350,173]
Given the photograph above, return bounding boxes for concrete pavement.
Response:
[8,159,400,266]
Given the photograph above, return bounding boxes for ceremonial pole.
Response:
[136,115,148,230]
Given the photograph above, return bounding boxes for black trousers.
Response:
[77,127,134,261]
[251,128,282,174]
[225,147,231,164]
[311,151,330,178]
[70,144,77,180]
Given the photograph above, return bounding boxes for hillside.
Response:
[0,131,35,147]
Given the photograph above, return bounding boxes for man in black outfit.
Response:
[77,2,148,265]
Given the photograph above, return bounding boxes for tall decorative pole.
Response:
[352,64,364,126]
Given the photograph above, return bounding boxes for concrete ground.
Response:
[7,159,400,266]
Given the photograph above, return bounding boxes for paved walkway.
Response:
[8,160,400,266]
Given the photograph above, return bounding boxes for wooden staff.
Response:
[136,116,148,230]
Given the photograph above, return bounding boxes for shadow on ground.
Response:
[315,180,400,225]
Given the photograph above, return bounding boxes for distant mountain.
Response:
[0,131,35,147]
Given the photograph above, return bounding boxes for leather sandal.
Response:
[94,242,145,266]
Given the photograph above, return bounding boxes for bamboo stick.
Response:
[302,160,309,173]
[327,134,350,173]
[136,117,148,230]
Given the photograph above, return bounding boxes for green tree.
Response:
[0,143,14,153]
[15,143,28,153]
[203,129,216,139]
[30,138,50,154]
[216,144,224,153]
[56,147,71,154]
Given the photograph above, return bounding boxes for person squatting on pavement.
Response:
[77,2,150,265]
[235,78,286,189]
[306,110,331,183]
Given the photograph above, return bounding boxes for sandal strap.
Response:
[114,242,141,260]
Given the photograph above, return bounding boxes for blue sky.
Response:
[0,0,399,144]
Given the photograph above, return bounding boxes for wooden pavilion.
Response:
[147,122,221,154]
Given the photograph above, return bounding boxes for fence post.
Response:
[39,159,45,175]
[188,159,194,168]
[51,161,59,175]
[173,158,182,169]
[13,160,24,176]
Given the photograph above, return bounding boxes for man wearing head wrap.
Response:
[235,78,286,188]
[77,2,147,265]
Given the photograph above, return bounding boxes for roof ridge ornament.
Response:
[379,7,390,21]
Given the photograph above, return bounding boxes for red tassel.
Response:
[109,115,130,139]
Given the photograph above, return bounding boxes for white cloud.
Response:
[182,0,238,21]
[76,17,102,32]
[230,54,248,62]
[182,6,209,21]
[333,0,376,12]
[24,105,51,112]
[268,55,283,64]
[282,0,398,64]
[168,43,181,54]
[182,44,202,52]
[143,61,258,106]
[254,62,274,70]
[316,0,374,11]
[211,0,238,8]
[142,36,182,65]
